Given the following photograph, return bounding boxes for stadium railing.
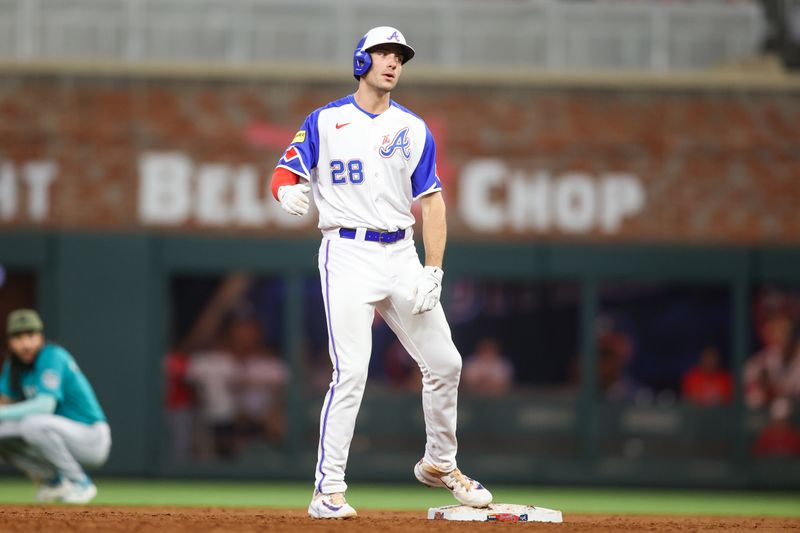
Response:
[0,0,766,72]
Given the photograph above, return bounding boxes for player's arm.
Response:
[0,394,57,420]
[410,191,446,315]
[420,191,446,268]
[0,365,54,423]
[408,123,447,315]
[0,349,66,421]
[271,116,318,216]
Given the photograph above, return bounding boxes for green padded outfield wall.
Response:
[3,231,800,488]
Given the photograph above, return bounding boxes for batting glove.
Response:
[410,266,444,315]
[278,183,311,216]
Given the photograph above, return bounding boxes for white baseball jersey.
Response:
[276,94,442,231]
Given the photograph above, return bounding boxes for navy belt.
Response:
[339,228,407,244]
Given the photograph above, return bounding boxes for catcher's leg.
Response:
[0,435,59,482]
[18,414,111,482]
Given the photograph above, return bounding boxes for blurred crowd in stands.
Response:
[164,312,289,462]
[164,275,290,463]
[2,267,797,462]
[160,275,800,462]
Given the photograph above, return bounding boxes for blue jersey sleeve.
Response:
[276,111,321,180]
[411,126,442,199]
[31,347,67,402]
[0,360,11,398]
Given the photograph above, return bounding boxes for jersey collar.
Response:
[348,94,387,119]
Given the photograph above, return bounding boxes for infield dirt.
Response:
[0,506,797,532]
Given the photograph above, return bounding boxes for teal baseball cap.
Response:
[6,309,44,336]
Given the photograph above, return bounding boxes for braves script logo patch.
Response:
[379,127,411,160]
[292,130,306,143]
[41,369,61,391]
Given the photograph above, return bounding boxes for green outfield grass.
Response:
[0,478,797,517]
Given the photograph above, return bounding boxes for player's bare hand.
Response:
[409,266,443,315]
[278,183,311,216]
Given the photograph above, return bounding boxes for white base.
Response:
[427,503,563,523]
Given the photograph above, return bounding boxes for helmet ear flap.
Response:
[353,49,372,80]
[352,34,371,80]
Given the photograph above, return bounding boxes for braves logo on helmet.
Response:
[379,128,411,160]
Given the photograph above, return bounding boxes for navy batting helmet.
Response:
[353,26,415,80]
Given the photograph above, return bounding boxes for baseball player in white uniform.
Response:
[271,26,492,519]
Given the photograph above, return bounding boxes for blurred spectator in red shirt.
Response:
[745,315,800,409]
[163,350,196,462]
[462,337,514,396]
[681,346,733,406]
[752,398,800,458]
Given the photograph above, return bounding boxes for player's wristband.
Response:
[424,266,443,281]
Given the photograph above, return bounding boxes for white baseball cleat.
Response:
[60,478,98,504]
[37,477,97,504]
[308,490,358,519]
[414,459,493,508]
[35,475,66,503]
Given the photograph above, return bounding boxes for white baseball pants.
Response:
[0,415,111,482]
[314,231,462,494]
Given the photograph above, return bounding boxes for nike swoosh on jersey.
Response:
[335,122,351,129]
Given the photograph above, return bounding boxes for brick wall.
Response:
[0,75,798,244]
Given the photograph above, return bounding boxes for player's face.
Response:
[8,331,44,364]
[364,45,404,92]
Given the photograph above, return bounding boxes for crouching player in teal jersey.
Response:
[0,309,111,504]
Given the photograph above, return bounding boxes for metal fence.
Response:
[0,0,766,72]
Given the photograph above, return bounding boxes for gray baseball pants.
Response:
[0,415,111,482]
